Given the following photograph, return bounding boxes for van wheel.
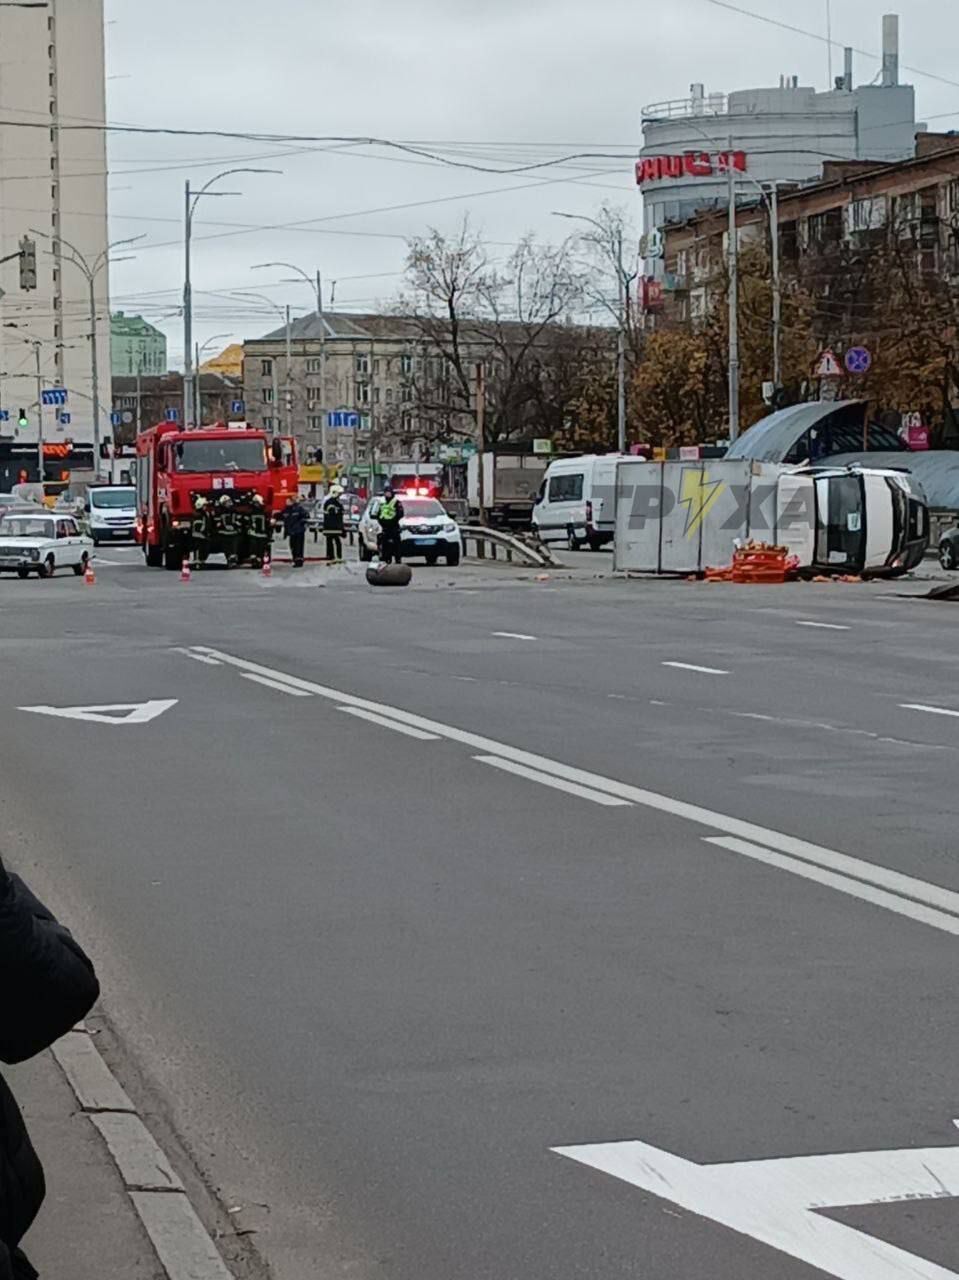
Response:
[940,540,957,571]
[587,535,604,552]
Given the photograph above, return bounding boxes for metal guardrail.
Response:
[459,525,563,568]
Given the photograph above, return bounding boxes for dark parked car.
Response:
[939,525,959,570]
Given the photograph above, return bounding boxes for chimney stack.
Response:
[843,46,853,91]
[881,14,899,87]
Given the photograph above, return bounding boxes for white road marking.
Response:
[704,836,959,937]
[183,647,959,935]
[173,648,222,666]
[19,699,177,726]
[340,706,439,740]
[492,631,537,641]
[795,620,851,631]
[662,661,729,675]
[476,755,632,807]
[901,703,959,719]
[240,672,313,698]
[554,1134,959,1280]
[90,556,126,566]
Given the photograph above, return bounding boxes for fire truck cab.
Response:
[136,423,298,568]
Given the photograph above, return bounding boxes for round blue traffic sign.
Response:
[844,346,871,375]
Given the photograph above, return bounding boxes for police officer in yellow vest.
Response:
[377,486,405,564]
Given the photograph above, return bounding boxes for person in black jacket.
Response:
[0,857,99,1279]
[322,485,345,562]
[282,494,310,567]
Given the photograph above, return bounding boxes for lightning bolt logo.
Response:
[678,469,724,537]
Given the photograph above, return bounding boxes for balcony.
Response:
[642,94,727,122]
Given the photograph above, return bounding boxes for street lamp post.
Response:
[30,228,142,474]
[194,333,231,426]
[553,211,631,453]
[252,262,326,466]
[230,291,297,436]
[183,168,279,427]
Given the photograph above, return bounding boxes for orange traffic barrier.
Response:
[84,559,96,586]
[180,558,192,583]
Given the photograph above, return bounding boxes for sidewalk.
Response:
[8,1049,164,1279]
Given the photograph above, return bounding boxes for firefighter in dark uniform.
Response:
[214,493,240,567]
[377,485,405,564]
[243,493,271,567]
[190,496,211,564]
[322,484,346,562]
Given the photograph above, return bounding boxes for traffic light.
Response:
[18,237,36,291]
[17,409,28,429]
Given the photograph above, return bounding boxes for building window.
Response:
[372,386,380,405]
[355,382,370,404]
[308,415,324,431]
[385,387,394,404]
[361,414,371,431]
[261,359,273,376]
[306,358,323,374]
[263,387,275,403]
[356,445,368,461]
[263,416,275,431]
[401,353,413,376]
[843,196,886,237]
[355,354,369,375]
[373,358,381,375]
[401,386,413,403]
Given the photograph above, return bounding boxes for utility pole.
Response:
[475,360,486,524]
[284,303,293,436]
[33,342,43,484]
[194,344,202,425]
[769,183,782,392]
[87,273,101,467]
[135,357,142,436]
[271,356,280,437]
[183,181,193,426]
[726,136,740,441]
[48,0,64,395]
[368,343,376,495]
[318,271,328,473]
[615,227,627,453]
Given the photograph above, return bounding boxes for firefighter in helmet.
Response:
[190,496,211,564]
[244,493,271,568]
[214,493,240,567]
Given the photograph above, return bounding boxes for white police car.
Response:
[358,496,462,566]
[0,510,93,579]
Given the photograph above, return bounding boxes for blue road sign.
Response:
[844,346,871,375]
[0,411,9,423]
[110,411,122,426]
[58,412,71,426]
[41,388,67,407]
[327,410,361,429]
[165,408,179,422]
[230,399,245,415]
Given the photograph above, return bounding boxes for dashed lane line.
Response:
[183,646,959,936]
[240,672,314,697]
[795,620,851,631]
[475,755,632,807]
[492,631,538,641]
[662,661,729,675]
[339,706,440,740]
[901,703,959,720]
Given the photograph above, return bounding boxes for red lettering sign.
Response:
[636,151,749,185]
[641,278,664,312]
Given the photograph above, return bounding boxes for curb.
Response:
[50,1026,234,1279]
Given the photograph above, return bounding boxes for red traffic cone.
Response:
[84,559,96,586]
[180,558,192,583]
[261,555,272,579]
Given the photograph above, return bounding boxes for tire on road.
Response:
[366,563,412,587]
[940,540,957,571]
[40,555,55,579]
[446,547,461,566]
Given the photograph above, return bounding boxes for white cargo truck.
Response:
[612,458,928,577]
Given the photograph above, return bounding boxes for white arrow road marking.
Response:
[553,1136,959,1279]
[19,700,177,726]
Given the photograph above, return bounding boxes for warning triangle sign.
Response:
[814,348,843,378]
[19,700,178,726]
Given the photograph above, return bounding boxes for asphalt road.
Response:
[4,544,959,1280]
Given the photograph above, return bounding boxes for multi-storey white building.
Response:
[0,0,109,486]
[638,14,921,260]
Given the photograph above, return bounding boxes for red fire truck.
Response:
[135,423,298,568]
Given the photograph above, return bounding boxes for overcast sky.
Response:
[103,0,954,365]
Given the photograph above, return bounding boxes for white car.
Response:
[358,496,462,566]
[0,511,93,579]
